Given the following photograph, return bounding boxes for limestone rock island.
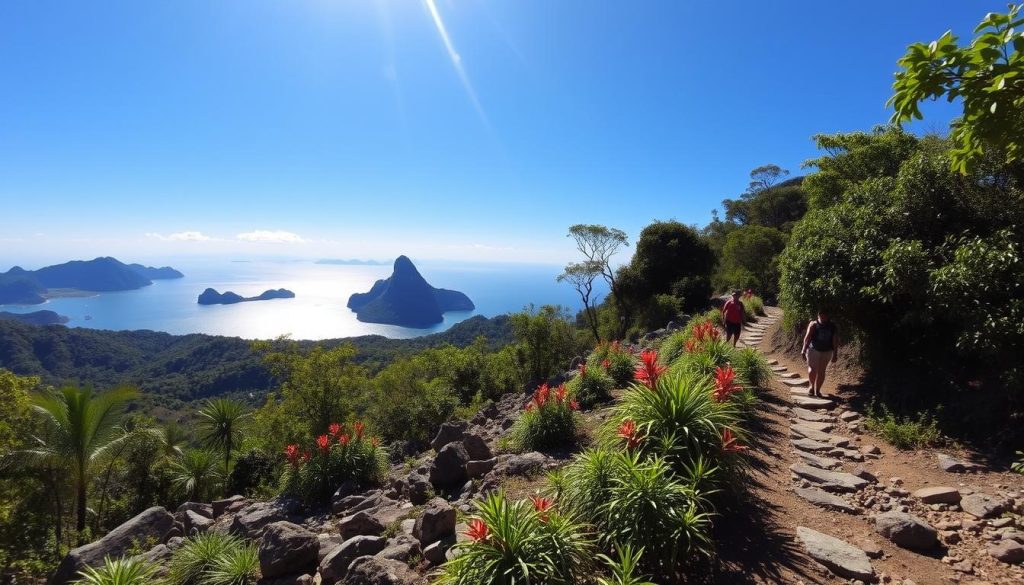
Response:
[198,288,295,305]
[347,256,474,327]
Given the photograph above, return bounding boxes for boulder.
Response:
[936,453,981,473]
[988,540,1024,564]
[377,535,421,562]
[49,506,174,585]
[795,527,876,582]
[874,512,938,551]
[795,487,860,514]
[213,495,245,518]
[431,421,468,452]
[405,473,432,505]
[184,510,213,535]
[492,452,547,477]
[230,498,302,539]
[461,431,493,461]
[429,443,469,489]
[960,493,1008,519]
[332,480,360,502]
[258,521,320,579]
[176,502,213,518]
[413,498,456,546]
[319,536,386,584]
[342,556,425,585]
[466,458,497,479]
[339,511,385,540]
[422,535,456,565]
[789,463,869,493]
[912,486,961,505]
[129,544,174,579]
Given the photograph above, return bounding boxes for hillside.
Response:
[0,257,183,304]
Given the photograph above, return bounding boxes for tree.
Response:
[23,384,136,538]
[889,3,1024,173]
[620,220,716,314]
[169,449,221,502]
[557,261,603,341]
[197,398,251,491]
[567,225,629,334]
[717,225,788,299]
[746,164,789,193]
[509,305,580,382]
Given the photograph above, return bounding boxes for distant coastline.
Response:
[198,287,296,305]
[315,258,385,266]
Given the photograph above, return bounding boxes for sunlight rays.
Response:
[422,0,490,127]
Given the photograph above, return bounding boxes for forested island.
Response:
[197,288,296,305]
[0,310,69,326]
[347,255,474,327]
[0,257,183,304]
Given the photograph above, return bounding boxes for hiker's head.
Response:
[731,290,741,300]
[817,308,830,322]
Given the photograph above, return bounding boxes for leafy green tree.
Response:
[745,163,789,193]
[366,358,460,445]
[716,225,788,298]
[197,398,251,490]
[23,384,136,537]
[170,449,222,502]
[618,220,716,314]
[509,305,580,382]
[889,3,1024,173]
[558,260,604,341]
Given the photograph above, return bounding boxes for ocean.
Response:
[0,259,602,340]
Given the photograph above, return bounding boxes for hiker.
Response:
[801,308,839,398]
[721,290,745,348]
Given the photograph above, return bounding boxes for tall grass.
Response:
[72,557,156,585]
[166,533,244,585]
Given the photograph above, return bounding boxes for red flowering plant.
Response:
[721,427,748,454]
[507,383,580,452]
[281,421,389,506]
[567,358,615,409]
[634,350,667,390]
[587,340,639,387]
[712,365,741,402]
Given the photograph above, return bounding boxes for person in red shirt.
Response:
[721,290,745,347]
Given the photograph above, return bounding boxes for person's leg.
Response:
[815,351,832,396]
[806,350,818,396]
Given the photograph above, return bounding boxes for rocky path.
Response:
[720,308,1024,584]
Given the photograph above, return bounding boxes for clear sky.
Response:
[0,1,999,267]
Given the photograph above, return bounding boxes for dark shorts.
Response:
[725,322,742,337]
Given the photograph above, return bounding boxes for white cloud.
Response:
[446,243,515,252]
[146,231,213,242]
[236,230,308,244]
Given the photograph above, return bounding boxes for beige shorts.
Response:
[806,348,833,371]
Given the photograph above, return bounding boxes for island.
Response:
[0,310,70,326]
[347,255,474,327]
[0,257,184,304]
[198,288,296,305]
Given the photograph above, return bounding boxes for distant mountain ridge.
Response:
[0,310,69,326]
[0,257,183,304]
[347,256,474,327]
[198,288,296,305]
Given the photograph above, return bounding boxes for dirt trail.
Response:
[712,308,1024,585]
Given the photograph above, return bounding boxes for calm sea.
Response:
[0,259,601,340]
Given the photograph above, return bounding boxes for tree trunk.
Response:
[76,461,87,542]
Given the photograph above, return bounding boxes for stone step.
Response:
[792,438,834,453]
[828,447,864,462]
[791,407,834,422]
[791,420,834,433]
[791,395,833,409]
[783,378,810,387]
[789,424,835,443]
[767,359,778,366]
[796,487,861,515]
[790,463,870,492]
[778,372,799,379]
[795,450,843,470]
[795,527,876,582]
[771,366,788,372]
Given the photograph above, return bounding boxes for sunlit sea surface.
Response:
[0,259,598,340]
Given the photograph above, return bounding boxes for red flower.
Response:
[371,437,380,447]
[532,384,549,408]
[617,418,643,449]
[465,518,489,542]
[316,434,330,453]
[284,444,300,466]
[554,384,568,403]
[338,433,351,447]
[301,451,312,462]
[713,365,739,402]
[634,350,667,389]
[525,402,535,412]
[530,495,553,521]
[721,428,748,453]
[328,423,342,437]
[569,399,579,411]
[353,421,365,440]
[602,359,611,370]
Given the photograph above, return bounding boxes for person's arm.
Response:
[721,301,728,321]
[802,322,815,356]
[831,329,840,363]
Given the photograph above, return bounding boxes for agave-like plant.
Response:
[169,449,222,503]
[72,556,156,585]
[203,541,259,585]
[166,533,244,585]
[596,544,657,585]
[197,398,251,490]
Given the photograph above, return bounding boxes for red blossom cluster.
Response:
[713,365,741,402]
[283,420,381,466]
[465,518,489,542]
[525,383,578,413]
[721,427,748,454]
[634,350,667,389]
[617,418,644,449]
[743,289,754,300]
[530,495,554,522]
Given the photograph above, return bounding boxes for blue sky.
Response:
[0,1,998,267]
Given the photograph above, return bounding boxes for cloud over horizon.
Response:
[146,231,213,241]
[235,230,308,244]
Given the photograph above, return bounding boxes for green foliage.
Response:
[202,541,259,585]
[226,449,279,497]
[437,492,595,585]
[633,294,683,332]
[596,544,657,585]
[889,3,1024,172]
[71,556,156,585]
[507,384,580,452]
[169,450,222,502]
[1012,452,1024,475]
[618,221,715,315]
[197,398,251,486]
[280,423,388,505]
[730,348,771,390]
[588,341,638,388]
[744,295,765,318]
[865,402,942,450]
[166,533,243,585]
[364,356,460,446]
[510,305,581,382]
[566,364,614,409]
[716,226,787,298]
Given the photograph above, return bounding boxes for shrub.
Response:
[166,533,244,585]
[669,338,733,380]
[72,556,156,585]
[588,341,638,388]
[203,542,259,585]
[553,447,621,516]
[169,449,222,503]
[596,544,657,585]
[743,293,765,317]
[227,449,279,497]
[280,421,389,505]
[566,363,614,408]
[730,348,771,389]
[437,492,595,585]
[1012,452,1023,475]
[865,402,942,450]
[507,384,580,452]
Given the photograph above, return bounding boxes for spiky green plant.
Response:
[170,449,222,502]
[566,365,614,408]
[553,447,620,516]
[166,533,244,585]
[596,544,657,585]
[197,398,251,491]
[669,339,734,379]
[72,556,156,585]
[505,385,580,453]
[203,542,259,585]
[1012,452,1024,474]
[730,347,771,389]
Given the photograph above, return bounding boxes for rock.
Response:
[937,453,981,473]
[129,544,174,579]
[413,498,456,546]
[377,535,421,562]
[431,421,469,452]
[423,535,456,565]
[49,506,174,585]
[874,512,938,551]
[960,493,1008,518]
[319,536,386,584]
[184,509,213,535]
[342,556,425,585]
[791,395,833,409]
[792,438,834,453]
[230,498,302,539]
[339,511,385,540]
[852,467,878,483]
[838,410,861,422]
[795,526,876,582]
[491,452,547,477]
[404,473,431,505]
[861,445,881,456]
[258,575,313,585]
[461,431,493,461]
[789,423,834,443]
[213,495,245,518]
[858,539,883,559]
[795,487,861,514]
[258,521,319,579]
[429,442,469,489]
[332,480,360,503]
[176,502,213,518]
[912,486,961,505]
[987,540,1024,564]
[466,458,496,479]
[317,535,343,563]
[791,407,832,422]
[795,420,835,433]
[789,463,870,493]
[795,450,842,470]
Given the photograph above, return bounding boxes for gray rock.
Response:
[795,450,842,470]
[796,487,861,514]
[176,502,213,518]
[339,511,385,540]
[212,495,245,518]
[342,556,425,585]
[230,498,302,539]
[461,431,493,461]
[852,467,878,483]
[258,575,314,585]
[377,535,421,562]
[988,540,1024,564]
[431,421,468,452]
[795,526,876,582]
[184,509,213,534]
[317,535,343,563]
[404,473,431,505]
[789,463,869,493]
[874,512,938,551]
[332,480,359,503]
[961,493,1008,518]
[790,423,834,443]
[49,506,174,585]
[466,458,497,479]
[792,438,834,453]
[791,395,833,409]
[838,410,861,422]
[795,420,835,433]
[912,486,961,505]
[936,453,981,473]
[319,536,386,584]
[129,544,173,579]
[422,535,456,565]
[413,497,456,546]
[491,452,547,477]
[429,442,469,489]
[258,521,319,579]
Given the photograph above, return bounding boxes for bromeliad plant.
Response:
[634,350,667,390]
[437,491,595,585]
[280,421,388,505]
[508,383,580,452]
[566,363,614,409]
[72,557,157,585]
[589,340,638,387]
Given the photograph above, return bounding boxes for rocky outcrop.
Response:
[413,498,456,548]
[347,256,474,327]
[198,288,295,305]
[429,443,469,489]
[874,512,938,551]
[258,522,320,579]
[319,536,387,584]
[342,556,426,585]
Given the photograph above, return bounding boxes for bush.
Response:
[280,422,389,505]
[596,544,657,585]
[743,293,765,318]
[507,384,580,452]
[166,533,244,585]
[588,341,638,388]
[730,348,771,389]
[566,363,615,408]
[865,402,942,450]
[437,492,595,585]
[203,542,259,585]
[226,449,279,497]
[72,556,156,585]
[1012,452,1023,475]
[510,305,581,382]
